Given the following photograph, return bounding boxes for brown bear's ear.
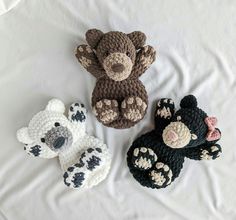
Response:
[85,29,104,49]
[127,31,146,49]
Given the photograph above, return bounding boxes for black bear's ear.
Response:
[86,29,104,49]
[127,31,146,49]
[180,95,198,108]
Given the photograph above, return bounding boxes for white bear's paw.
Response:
[63,167,87,188]
[63,147,105,188]
[68,102,87,123]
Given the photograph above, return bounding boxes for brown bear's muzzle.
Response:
[103,52,133,81]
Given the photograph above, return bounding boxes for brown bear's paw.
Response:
[76,45,94,69]
[92,99,119,124]
[121,96,147,122]
[140,45,156,69]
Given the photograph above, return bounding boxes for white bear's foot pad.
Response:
[121,97,147,122]
[63,147,104,188]
[63,170,85,188]
[132,147,158,170]
[149,162,173,187]
[68,102,87,123]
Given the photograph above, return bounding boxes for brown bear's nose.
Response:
[111,63,125,73]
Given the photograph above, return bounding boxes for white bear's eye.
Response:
[54,122,60,127]
[191,134,198,140]
[41,138,45,143]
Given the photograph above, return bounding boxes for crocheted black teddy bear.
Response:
[127,95,222,189]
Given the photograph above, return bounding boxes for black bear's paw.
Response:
[200,145,222,160]
[149,162,173,187]
[155,98,175,119]
[132,147,158,170]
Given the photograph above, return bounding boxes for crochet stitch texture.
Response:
[76,29,156,129]
[17,99,111,189]
[127,95,222,189]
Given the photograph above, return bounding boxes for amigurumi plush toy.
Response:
[16,99,111,189]
[127,95,222,189]
[76,29,156,129]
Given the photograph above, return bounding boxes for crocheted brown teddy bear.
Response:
[76,29,156,129]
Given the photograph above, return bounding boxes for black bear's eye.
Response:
[126,52,131,57]
[41,138,45,143]
[54,122,60,127]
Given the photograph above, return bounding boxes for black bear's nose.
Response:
[111,63,125,73]
[53,137,65,149]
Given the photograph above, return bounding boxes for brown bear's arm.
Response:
[75,44,105,79]
[131,45,156,78]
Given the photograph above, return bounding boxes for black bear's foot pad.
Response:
[132,147,158,170]
[156,98,175,119]
[200,145,222,160]
[93,99,119,124]
[149,162,173,187]
[121,96,147,122]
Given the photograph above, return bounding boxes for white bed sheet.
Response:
[0,0,235,219]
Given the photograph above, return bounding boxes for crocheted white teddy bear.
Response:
[16,99,111,189]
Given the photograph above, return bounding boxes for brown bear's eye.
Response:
[41,138,45,143]
[105,51,109,57]
[126,52,131,57]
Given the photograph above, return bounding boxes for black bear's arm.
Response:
[76,44,105,79]
[154,98,175,135]
[131,45,156,78]
[183,143,222,160]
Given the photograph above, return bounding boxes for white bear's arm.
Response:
[23,143,58,158]
[17,127,58,159]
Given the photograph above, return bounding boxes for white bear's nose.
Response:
[53,137,65,149]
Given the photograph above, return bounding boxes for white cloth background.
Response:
[0,0,21,16]
[0,0,235,219]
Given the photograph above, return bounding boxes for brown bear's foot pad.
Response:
[92,99,119,124]
[121,96,147,122]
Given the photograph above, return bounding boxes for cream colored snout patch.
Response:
[162,122,192,148]
[103,52,133,81]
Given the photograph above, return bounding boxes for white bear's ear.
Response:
[45,99,65,113]
[16,127,33,144]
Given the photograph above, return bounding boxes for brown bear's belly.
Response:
[91,78,148,129]
[91,79,147,105]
